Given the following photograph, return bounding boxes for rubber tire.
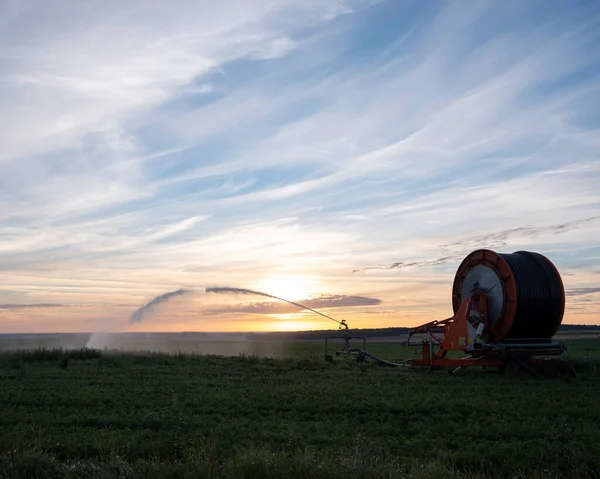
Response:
[504,359,529,378]
[541,359,575,378]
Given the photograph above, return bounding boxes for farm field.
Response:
[1,339,600,478]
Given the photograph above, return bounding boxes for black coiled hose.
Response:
[499,251,565,339]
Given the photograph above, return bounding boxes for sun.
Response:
[269,316,315,331]
[254,276,316,301]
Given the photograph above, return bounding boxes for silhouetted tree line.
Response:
[246,323,600,341]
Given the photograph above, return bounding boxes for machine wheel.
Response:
[356,355,366,363]
[504,359,531,377]
[540,359,575,378]
[325,354,334,363]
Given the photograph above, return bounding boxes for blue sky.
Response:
[0,0,599,333]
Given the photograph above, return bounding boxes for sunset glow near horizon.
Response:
[1,1,599,334]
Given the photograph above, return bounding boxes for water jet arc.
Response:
[205,287,346,327]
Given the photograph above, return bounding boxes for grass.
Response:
[0,339,599,478]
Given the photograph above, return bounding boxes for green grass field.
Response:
[1,339,600,478]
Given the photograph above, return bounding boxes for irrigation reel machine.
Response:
[324,249,575,377]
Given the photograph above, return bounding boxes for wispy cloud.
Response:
[204,294,381,316]
[353,256,465,274]
[435,217,600,255]
[0,303,68,309]
[1,0,599,332]
[357,217,600,273]
[566,288,600,297]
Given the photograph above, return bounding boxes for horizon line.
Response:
[2,323,600,336]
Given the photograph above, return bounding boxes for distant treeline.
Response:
[248,323,600,341]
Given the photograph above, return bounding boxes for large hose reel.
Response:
[451,249,565,343]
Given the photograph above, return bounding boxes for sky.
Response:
[1,0,599,334]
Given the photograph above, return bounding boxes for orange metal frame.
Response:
[452,249,518,343]
[410,290,505,368]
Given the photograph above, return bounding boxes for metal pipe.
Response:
[358,350,411,368]
[429,335,433,363]
[477,342,565,350]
